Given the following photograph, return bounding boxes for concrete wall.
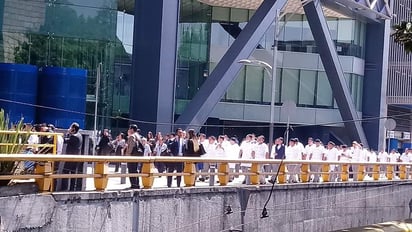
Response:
[1,181,411,232]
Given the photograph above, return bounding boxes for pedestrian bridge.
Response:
[1,154,412,231]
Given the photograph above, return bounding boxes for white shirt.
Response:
[367,151,377,163]
[57,135,64,155]
[325,147,339,170]
[400,153,410,163]
[340,149,351,162]
[227,143,240,169]
[389,152,400,163]
[377,151,388,163]
[240,140,254,167]
[285,145,301,161]
[252,143,268,160]
[305,143,316,157]
[203,141,217,158]
[310,145,325,161]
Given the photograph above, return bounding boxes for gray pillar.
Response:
[175,0,287,130]
[130,0,179,134]
[303,0,369,147]
[363,20,391,151]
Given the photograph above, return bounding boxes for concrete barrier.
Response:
[1,181,411,231]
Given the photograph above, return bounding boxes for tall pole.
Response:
[93,63,102,156]
[268,10,279,155]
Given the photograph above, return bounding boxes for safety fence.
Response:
[0,154,410,192]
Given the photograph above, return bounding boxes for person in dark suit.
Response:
[61,122,83,191]
[166,131,183,187]
[269,137,285,184]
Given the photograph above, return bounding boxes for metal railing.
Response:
[0,130,62,155]
[0,154,410,192]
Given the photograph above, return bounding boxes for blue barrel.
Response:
[388,138,398,152]
[37,67,87,129]
[0,63,38,124]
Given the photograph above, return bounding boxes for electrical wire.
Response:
[0,97,411,130]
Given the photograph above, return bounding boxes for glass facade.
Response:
[219,67,363,111]
[0,0,132,131]
[0,0,366,131]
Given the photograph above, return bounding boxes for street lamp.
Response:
[238,59,276,154]
[238,9,279,154]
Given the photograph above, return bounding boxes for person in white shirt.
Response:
[286,138,300,183]
[142,137,152,157]
[324,141,339,182]
[350,141,363,181]
[226,137,240,182]
[240,134,254,184]
[388,149,400,177]
[202,136,217,182]
[309,139,325,182]
[366,149,377,178]
[251,135,269,184]
[377,149,388,178]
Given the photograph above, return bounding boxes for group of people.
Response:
[24,122,83,191]
[23,122,412,190]
[97,125,412,188]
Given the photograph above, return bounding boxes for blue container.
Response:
[0,63,38,124]
[388,138,398,152]
[37,67,87,129]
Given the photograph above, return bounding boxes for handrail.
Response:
[0,154,410,192]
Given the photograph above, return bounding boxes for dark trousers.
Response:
[61,162,84,191]
[127,162,141,188]
[166,162,183,187]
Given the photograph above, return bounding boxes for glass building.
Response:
[0,0,392,149]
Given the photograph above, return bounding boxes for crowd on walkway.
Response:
[17,122,412,190]
[95,125,412,188]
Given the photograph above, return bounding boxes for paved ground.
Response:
[83,164,394,191]
[84,164,246,191]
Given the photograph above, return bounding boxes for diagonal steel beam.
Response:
[175,0,287,129]
[322,0,391,22]
[303,0,369,147]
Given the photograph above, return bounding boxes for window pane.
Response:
[337,19,354,42]
[281,69,299,103]
[299,70,316,105]
[245,66,263,102]
[316,72,333,107]
[226,67,245,101]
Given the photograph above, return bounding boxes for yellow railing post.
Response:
[373,164,380,181]
[321,164,329,182]
[278,163,286,184]
[250,163,259,185]
[94,162,109,191]
[218,162,229,186]
[399,164,406,180]
[341,164,349,182]
[34,162,53,192]
[300,163,309,183]
[141,162,155,189]
[357,165,365,181]
[184,162,196,187]
[386,165,393,180]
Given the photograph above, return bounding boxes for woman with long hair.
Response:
[184,129,201,157]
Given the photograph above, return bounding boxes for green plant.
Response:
[0,109,30,176]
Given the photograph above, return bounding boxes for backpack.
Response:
[131,134,144,156]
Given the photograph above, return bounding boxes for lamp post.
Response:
[238,10,279,154]
[93,63,102,156]
[238,58,276,153]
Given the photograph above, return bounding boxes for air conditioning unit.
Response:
[402,132,411,140]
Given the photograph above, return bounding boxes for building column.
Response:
[363,20,391,151]
[130,0,179,134]
[303,0,369,147]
